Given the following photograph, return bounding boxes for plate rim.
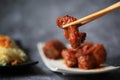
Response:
[0,61,39,68]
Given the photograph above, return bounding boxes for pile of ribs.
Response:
[43,15,106,69]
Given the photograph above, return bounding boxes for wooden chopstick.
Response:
[62,1,120,28]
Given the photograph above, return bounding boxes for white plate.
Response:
[37,42,120,75]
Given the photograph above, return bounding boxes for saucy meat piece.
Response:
[56,15,86,48]
[62,49,77,67]
[76,43,106,69]
[56,15,78,28]
[78,52,98,69]
[86,44,106,65]
[76,45,98,69]
[43,39,67,59]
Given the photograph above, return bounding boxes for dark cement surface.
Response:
[0,0,120,80]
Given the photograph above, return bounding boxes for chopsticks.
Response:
[62,1,120,28]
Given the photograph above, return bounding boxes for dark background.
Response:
[0,0,120,80]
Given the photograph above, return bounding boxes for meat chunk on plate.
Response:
[62,49,77,67]
[43,39,67,59]
[76,43,106,69]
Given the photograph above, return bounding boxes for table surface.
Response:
[0,0,120,80]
